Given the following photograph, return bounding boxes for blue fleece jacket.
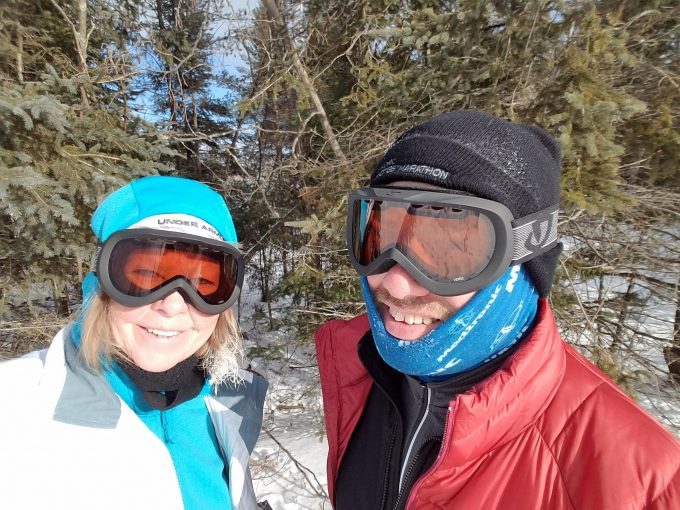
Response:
[105,364,231,510]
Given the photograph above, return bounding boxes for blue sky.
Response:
[129,0,255,124]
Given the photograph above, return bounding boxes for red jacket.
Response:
[315,302,680,509]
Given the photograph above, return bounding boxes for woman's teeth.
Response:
[389,310,437,326]
[145,328,180,338]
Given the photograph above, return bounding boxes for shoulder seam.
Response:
[534,424,577,510]
[548,381,605,445]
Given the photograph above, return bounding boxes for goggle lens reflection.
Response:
[354,200,496,282]
[108,238,238,305]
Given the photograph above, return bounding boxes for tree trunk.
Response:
[156,0,179,134]
[76,0,89,106]
[613,275,636,347]
[663,282,680,383]
[260,247,272,303]
[121,77,128,132]
[51,278,70,317]
[262,0,348,167]
[48,0,90,106]
[191,88,201,179]
[15,28,23,83]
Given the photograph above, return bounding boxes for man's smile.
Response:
[387,306,440,326]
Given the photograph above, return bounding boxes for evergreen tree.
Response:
[0,0,172,319]
[241,0,679,398]
[138,0,238,180]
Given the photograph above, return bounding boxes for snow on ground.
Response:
[563,274,680,433]
[250,330,329,510]
[237,280,330,509]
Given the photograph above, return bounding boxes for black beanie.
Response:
[370,109,562,297]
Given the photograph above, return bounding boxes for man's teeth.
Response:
[145,328,179,338]
[389,310,436,326]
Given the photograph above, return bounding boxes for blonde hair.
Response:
[80,293,245,385]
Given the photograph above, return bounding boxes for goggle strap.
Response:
[511,205,559,263]
[92,245,103,275]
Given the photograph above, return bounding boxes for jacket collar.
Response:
[46,327,122,428]
[439,300,565,466]
[352,300,564,466]
[208,370,269,456]
[358,331,522,414]
[43,327,269,444]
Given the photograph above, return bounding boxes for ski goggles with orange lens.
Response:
[95,229,244,314]
[347,187,559,296]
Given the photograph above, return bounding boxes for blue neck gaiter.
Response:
[362,265,538,380]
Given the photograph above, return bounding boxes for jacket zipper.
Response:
[384,385,431,510]
[392,436,439,510]
[159,410,182,501]
[399,386,432,489]
[160,410,170,444]
[379,427,399,510]
[404,404,456,510]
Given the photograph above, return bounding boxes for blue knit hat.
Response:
[80,176,237,311]
[91,175,237,243]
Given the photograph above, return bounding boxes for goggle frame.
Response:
[95,228,244,315]
[347,187,559,296]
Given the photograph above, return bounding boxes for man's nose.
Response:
[380,264,430,301]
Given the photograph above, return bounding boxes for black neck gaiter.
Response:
[119,355,207,410]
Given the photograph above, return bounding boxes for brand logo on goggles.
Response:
[524,210,558,250]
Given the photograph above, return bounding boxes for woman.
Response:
[0,176,268,510]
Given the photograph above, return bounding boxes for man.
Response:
[315,110,680,509]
